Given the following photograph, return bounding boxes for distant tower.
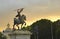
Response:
[3,23,12,39]
[3,23,12,33]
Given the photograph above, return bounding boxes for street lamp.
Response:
[51,23,53,39]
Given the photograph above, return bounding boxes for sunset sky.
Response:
[0,0,60,31]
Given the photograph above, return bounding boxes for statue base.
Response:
[8,30,32,39]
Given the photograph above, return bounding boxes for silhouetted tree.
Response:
[0,32,7,39]
[30,19,52,39]
[53,20,60,39]
[25,19,60,39]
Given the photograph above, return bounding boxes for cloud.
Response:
[0,0,48,9]
[49,0,60,11]
[0,0,48,15]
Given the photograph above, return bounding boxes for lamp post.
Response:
[34,26,38,39]
[51,23,53,39]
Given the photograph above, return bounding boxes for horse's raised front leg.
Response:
[24,21,26,26]
[25,22,26,25]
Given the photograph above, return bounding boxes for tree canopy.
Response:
[24,19,60,39]
[0,32,7,39]
[30,19,52,39]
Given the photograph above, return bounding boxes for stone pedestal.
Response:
[8,30,32,39]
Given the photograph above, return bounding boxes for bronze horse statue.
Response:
[13,8,26,30]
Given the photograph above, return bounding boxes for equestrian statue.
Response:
[13,8,26,30]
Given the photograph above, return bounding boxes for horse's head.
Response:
[21,14,26,21]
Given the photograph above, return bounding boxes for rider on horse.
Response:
[16,8,24,20]
[13,8,25,30]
